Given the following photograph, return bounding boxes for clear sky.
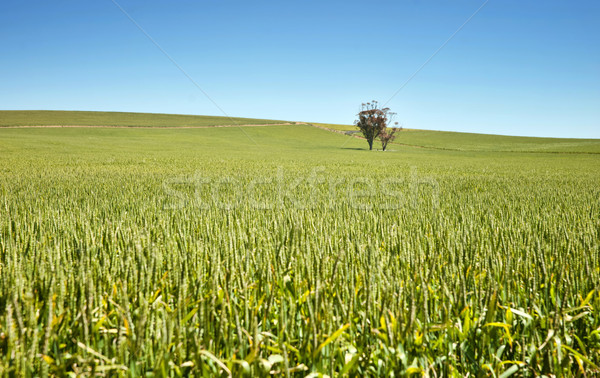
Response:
[1,0,599,138]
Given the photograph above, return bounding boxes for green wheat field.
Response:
[1,111,599,376]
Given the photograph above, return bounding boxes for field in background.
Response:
[312,123,357,132]
[314,122,600,154]
[1,114,599,376]
[2,111,598,153]
[0,110,287,127]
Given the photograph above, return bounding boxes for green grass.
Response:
[1,119,599,376]
[312,123,357,132]
[0,110,287,127]
[395,129,600,153]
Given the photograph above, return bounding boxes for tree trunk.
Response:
[368,139,373,150]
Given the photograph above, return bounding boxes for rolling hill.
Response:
[0,110,287,128]
[1,110,597,153]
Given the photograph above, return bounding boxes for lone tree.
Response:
[355,101,397,150]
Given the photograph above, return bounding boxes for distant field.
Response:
[4,112,598,154]
[312,122,357,132]
[0,110,287,127]
[315,122,600,154]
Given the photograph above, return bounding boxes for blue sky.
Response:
[1,0,598,138]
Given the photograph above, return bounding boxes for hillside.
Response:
[0,110,287,128]
[313,123,600,154]
[1,111,598,153]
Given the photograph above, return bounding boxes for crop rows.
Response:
[1,154,599,376]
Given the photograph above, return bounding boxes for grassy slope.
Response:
[1,124,598,175]
[2,111,598,153]
[314,122,600,153]
[0,110,287,127]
